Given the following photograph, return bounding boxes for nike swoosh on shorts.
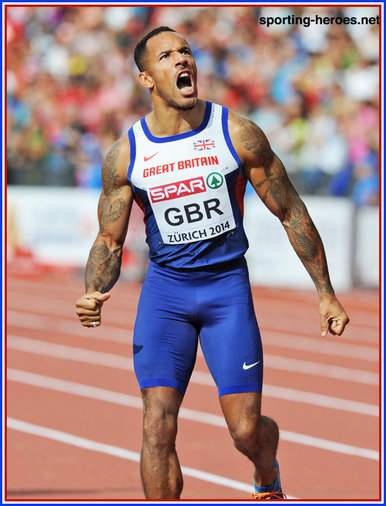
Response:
[242,361,260,370]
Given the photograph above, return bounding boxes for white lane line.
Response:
[7,369,379,460]
[7,368,142,409]
[7,310,132,343]
[7,335,379,387]
[263,384,379,416]
[7,310,379,362]
[262,332,379,362]
[6,418,255,496]
[279,431,379,461]
[264,355,378,385]
[8,335,133,369]
[8,368,379,417]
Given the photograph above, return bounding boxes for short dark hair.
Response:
[134,26,176,71]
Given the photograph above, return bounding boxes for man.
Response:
[75,26,349,500]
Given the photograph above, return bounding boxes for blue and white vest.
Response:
[127,101,249,268]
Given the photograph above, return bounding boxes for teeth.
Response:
[180,72,189,78]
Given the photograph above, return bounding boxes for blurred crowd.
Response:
[7,5,379,206]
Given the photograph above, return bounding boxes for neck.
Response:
[145,99,206,137]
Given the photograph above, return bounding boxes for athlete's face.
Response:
[139,31,198,110]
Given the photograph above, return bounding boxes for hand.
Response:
[319,296,349,337]
[75,291,110,328]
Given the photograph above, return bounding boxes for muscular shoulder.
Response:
[227,109,274,170]
[101,135,131,195]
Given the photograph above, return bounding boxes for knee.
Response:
[230,415,279,454]
[143,406,178,450]
[230,419,259,452]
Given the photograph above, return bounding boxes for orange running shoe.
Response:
[252,490,287,500]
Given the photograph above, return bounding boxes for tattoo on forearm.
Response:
[85,244,121,293]
[279,190,333,293]
[286,201,333,294]
[288,212,319,262]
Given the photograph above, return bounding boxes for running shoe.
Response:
[252,490,287,500]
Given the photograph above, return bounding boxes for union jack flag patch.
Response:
[193,139,215,151]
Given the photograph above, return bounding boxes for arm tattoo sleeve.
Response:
[85,244,122,293]
[239,117,334,295]
[101,140,121,196]
[85,140,129,293]
[98,194,128,234]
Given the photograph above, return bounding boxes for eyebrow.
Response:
[157,49,170,58]
[157,46,191,58]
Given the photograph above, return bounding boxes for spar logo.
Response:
[149,176,206,203]
[206,172,223,189]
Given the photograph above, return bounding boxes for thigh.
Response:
[198,261,263,396]
[133,262,199,395]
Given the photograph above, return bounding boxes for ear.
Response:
[139,71,154,90]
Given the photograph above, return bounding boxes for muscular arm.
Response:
[85,137,133,293]
[229,111,349,335]
[76,136,133,327]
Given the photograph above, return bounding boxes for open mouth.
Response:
[176,71,194,95]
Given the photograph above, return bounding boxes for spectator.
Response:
[7,5,379,205]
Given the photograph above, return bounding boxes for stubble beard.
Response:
[177,103,196,111]
[166,95,198,112]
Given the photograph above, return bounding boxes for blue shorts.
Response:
[133,257,263,396]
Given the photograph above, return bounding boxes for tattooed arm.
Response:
[229,111,349,336]
[76,136,133,328]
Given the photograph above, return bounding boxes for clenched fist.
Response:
[75,291,110,328]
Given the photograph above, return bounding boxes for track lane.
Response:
[6,376,379,500]
[6,350,379,458]
[5,272,381,501]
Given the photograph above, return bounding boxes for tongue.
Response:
[177,77,191,91]
[177,82,193,97]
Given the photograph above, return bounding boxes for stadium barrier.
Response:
[7,187,379,290]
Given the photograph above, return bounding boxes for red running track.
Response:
[5,270,382,501]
